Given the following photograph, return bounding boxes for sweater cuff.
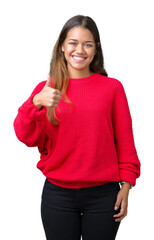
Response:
[119,170,137,187]
[18,94,46,123]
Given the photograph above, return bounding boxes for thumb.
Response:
[46,75,52,87]
[114,198,121,211]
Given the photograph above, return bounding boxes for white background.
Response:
[0,0,153,239]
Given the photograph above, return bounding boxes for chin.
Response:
[70,63,91,71]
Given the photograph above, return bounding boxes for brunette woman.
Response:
[14,15,141,240]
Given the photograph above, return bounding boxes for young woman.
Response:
[13,15,141,240]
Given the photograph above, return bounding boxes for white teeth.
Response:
[73,56,85,60]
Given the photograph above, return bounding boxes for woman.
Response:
[13,15,141,240]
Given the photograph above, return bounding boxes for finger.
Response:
[53,89,62,97]
[114,212,126,222]
[113,203,126,218]
[55,96,62,101]
[53,99,61,105]
[46,75,52,87]
[113,211,124,218]
[114,197,121,211]
[115,212,127,222]
[56,89,62,96]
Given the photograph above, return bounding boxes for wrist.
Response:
[121,183,131,190]
[120,181,133,190]
[32,94,43,110]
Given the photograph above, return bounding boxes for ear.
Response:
[61,44,64,52]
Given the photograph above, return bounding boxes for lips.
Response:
[72,55,87,63]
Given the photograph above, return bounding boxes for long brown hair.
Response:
[47,15,108,125]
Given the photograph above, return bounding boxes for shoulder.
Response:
[30,80,46,96]
[34,80,47,90]
[96,73,124,90]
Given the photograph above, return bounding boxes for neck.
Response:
[68,68,93,79]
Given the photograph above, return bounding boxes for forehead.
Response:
[66,26,94,41]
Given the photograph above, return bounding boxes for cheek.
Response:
[88,50,96,60]
[65,46,75,55]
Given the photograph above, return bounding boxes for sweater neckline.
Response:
[69,72,98,83]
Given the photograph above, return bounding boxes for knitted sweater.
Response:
[13,73,141,188]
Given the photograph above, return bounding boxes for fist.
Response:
[33,76,62,109]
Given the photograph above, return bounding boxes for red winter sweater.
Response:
[13,73,141,188]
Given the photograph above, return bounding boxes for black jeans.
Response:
[41,179,121,240]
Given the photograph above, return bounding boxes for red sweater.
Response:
[13,73,141,188]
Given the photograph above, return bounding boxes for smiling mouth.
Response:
[72,55,87,63]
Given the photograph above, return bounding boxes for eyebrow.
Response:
[68,39,94,43]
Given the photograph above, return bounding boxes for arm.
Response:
[112,80,141,187]
[13,81,47,147]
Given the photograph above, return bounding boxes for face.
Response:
[61,26,96,77]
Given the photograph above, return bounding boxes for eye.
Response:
[69,42,77,45]
[84,44,93,47]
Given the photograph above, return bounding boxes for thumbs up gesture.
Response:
[32,76,62,110]
[45,75,52,88]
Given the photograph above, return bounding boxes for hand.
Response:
[33,75,62,109]
[113,186,130,222]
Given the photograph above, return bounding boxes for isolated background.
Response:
[1,0,153,239]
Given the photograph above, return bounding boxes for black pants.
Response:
[41,179,121,240]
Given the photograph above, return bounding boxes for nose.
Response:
[76,44,85,54]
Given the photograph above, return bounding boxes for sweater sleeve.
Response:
[13,81,47,147]
[112,80,141,187]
